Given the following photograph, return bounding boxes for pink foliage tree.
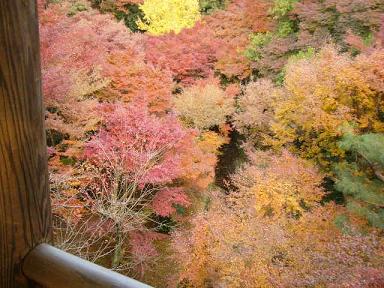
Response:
[84,103,188,185]
[129,231,165,277]
[151,188,191,217]
[82,103,193,268]
[39,2,145,103]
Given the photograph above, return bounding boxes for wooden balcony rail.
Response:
[23,244,152,288]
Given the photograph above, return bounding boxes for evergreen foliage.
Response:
[114,3,145,32]
[199,0,227,14]
[335,132,384,228]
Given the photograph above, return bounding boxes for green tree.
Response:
[334,132,384,229]
[114,3,145,32]
[199,0,227,14]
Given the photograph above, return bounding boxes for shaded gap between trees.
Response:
[215,129,246,191]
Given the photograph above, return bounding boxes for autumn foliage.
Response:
[137,0,201,35]
[205,0,271,79]
[103,51,174,113]
[145,23,220,85]
[84,104,188,185]
[174,197,383,288]
[40,0,384,286]
[231,149,324,218]
[145,0,272,84]
[265,45,384,166]
[173,78,235,130]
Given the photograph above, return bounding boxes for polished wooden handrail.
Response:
[23,244,152,288]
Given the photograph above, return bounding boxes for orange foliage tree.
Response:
[172,150,384,287]
[103,51,174,113]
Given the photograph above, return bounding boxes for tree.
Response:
[81,103,192,267]
[151,188,191,217]
[334,132,384,229]
[145,22,220,85]
[205,0,271,80]
[231,149,324,218]
[40,0,146,155]
[199,0,228,14]
[172,146,383,287]
[84,103,188,185]
[234,79,284,144]
[173,180,384,287]
[90,0,146,32]
[137,0,201,35]
[173,78,235,130]
[178,131,226,190]
[144,0,271,85]
[245,0,384,80]
[103,51,174,113]
[293,0,384,50]
[39,1,136,104]
[267,45,383,167]
[243,0,301,79]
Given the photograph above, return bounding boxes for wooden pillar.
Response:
[0,0,52,287]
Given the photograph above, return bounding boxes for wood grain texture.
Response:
[0,1,52,287]
[23,244,153,288]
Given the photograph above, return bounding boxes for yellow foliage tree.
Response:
[267,45,383,167]
[231,149,324,218]
[137,0,201,35]
[173,79,235,130]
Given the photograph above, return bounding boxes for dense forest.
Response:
[39,0,384,287]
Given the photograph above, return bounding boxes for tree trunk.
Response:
[112,224,123,269]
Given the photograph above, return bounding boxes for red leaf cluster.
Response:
[151,188,191,217]
[84,103,189,185]
[145,23,220,85]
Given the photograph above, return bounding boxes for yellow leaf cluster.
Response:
[174,80,235,130]
[137,0,201,35]
[266,45,384,166]
[232,149,324,218]
[197,131,227,155]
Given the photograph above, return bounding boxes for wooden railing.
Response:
[23,244,151,288]
[0,1,151,287]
